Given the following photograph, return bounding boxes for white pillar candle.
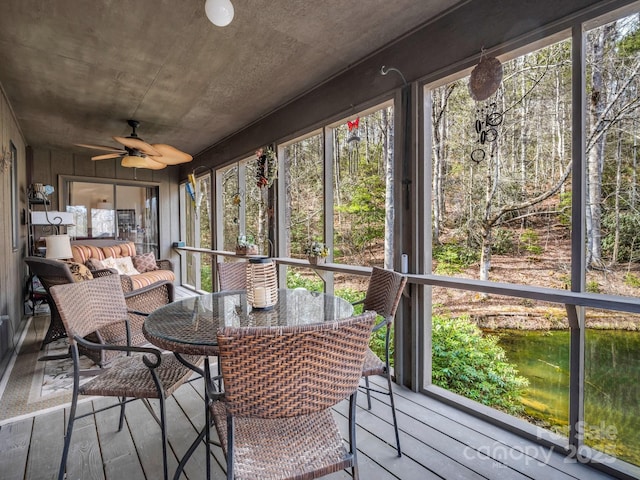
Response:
[253,286,266,307]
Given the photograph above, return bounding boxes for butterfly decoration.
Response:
[347,118,360,131]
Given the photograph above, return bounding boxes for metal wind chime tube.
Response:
[246,257,278,310]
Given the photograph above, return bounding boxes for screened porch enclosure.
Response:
[177,4,640,477]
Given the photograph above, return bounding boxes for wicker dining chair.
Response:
[356,266,407,457]
[25,256,116,347]
[217,261,248,291]
[210,310,376,480]
[50,274,197,480]
[25,256,174,366]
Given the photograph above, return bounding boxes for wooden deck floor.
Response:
[0,373,620,480]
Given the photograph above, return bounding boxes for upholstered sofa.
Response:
[70,240,175,291]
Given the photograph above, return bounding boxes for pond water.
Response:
[497,329,640,466]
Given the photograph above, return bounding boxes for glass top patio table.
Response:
[143,288,354,356]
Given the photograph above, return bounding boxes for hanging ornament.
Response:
[255,147,277,188]
[469,50,503,101]
[347,117,361,174]
[187,173,197,217]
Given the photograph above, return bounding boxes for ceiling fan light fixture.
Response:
[205,0,234,27]
[121,155,166,170]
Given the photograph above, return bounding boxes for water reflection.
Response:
[498,329,640,466]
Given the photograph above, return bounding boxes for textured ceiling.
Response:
[0,0,461,158]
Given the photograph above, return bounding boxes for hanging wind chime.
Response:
[468,49,504,164]
[347,117,360,174]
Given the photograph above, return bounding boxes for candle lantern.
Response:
[246,257,278,309]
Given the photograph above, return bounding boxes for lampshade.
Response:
[121,155,167,170]
[45,235,73,260]
[246,258,278,310]
[205,0,234,27]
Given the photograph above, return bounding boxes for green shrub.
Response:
[432,315,529,415]
[558,191,572,227]
[433,244,479,275]
[492,228,515,255]
[624,272,640,288]
[520,229,543,255]
[602,211,640,264]
[286,270,324,291]
[201,264,212,292]
[586,280,600,293]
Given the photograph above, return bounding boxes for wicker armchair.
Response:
[25,256,174,366]
[356,266,407,457]
[217,261,248,291]
[50,274,197,480]
[210,311,376,480]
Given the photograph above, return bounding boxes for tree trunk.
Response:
[586,25,613,269]
[383,107,395,269]
[480,223,492,282]
[612,131,622,264]
[431,85,454,244]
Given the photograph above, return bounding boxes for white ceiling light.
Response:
[205,0,234,27]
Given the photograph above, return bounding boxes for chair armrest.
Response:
[74,334,162,368]
[156,259,173,271]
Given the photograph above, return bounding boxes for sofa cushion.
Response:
[130,270,175,290]
[63,261,94,282]
[85,257,105,270]
[102,256,140,276]
[132,252,159,273]
[71,244,105,264]
[102,242,137,259]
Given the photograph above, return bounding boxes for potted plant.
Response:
[304,240,329,265]
[236,234,259,256]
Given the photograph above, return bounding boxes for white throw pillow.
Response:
[102,256,140,275]
[100,256,119,271]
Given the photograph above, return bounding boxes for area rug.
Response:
[0,314,97,425]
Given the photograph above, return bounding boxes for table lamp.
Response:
[45,234,73,260]
[246,257,278,310]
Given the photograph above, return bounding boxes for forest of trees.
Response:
[432,14,640,287]
[215,13,640,290]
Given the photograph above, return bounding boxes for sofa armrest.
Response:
[92,268,119,278]
[119,275,135,293]
[124,280,175,308]
[156,258,173,271]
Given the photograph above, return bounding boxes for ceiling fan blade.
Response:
[149,144,193,165]
[121,155,167,170]
[92,153,122,161]
[75,143,126,154]
[113,136,160,156]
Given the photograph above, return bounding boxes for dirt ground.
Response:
[431,227,640,331]
[331,226,640,331]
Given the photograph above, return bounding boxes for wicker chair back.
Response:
[217,261,248,291]
[50,274,129,341]
[362,266,407,325]
[217,310,376,418]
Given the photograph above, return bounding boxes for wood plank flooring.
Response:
[0,374,622,480]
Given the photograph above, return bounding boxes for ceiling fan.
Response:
[76,119,193,170]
